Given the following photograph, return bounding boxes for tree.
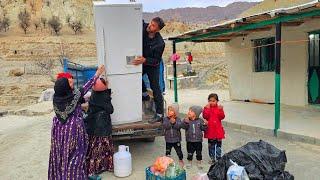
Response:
[2,9,7,18]
[18,9,31,34]
[66,15,71,24]
[30,1,36,14]
[0,20,2,32]
[0,2,5,10]
[41,17,47,28]
[35,59,56,83]
[34,20,40,30]
[69,20,83,35]
[48,16,62,35]
[1,17,10,32]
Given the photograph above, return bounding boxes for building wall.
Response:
[227,19,320,106]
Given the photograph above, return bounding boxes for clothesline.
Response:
[179,38,319,57]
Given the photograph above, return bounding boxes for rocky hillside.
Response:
[0,0,96,29]
[0,0,258,30]
[0,0,255,110]
[143,2,259,24]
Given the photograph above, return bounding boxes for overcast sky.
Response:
[106,0,263,12]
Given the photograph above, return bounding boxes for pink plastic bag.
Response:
[170,53,180,62]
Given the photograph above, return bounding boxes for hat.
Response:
[56,72,73,79]
[168,103,179,115]
[189,106,203,118]
[93,78,107,92]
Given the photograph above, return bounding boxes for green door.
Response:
[308,33,320,104]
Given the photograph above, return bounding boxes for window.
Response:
[253,37,275,72]
[309,33,320,67]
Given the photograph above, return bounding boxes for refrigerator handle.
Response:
[102,28,106,66]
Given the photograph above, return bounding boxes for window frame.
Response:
[308,31,320,68]
[252,36,276,72]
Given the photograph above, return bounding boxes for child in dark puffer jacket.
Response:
[162,103,184,167]
[183,106,208,170]
[85,78,114,177]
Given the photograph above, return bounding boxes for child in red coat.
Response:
[202,93,225,164]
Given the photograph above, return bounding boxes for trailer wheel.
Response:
[143,137,156,142]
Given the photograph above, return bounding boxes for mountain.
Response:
[143,2,260,24]
[0,1,259,31]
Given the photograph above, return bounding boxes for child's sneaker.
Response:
[186,161,192,169]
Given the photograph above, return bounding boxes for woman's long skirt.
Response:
[48,108,88,180]
[86,135,114,176]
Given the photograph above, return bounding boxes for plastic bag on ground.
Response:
[152,156,174,175]
[226,160,249,180]
[207,140,294,180]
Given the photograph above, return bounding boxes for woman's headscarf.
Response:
[53,77,82,123]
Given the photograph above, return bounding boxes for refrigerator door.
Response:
[107,73,142,125]
[93,3,143,75]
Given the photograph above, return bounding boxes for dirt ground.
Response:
[0,100,319,180]
[0,29,98,112]
[1,110,319,180]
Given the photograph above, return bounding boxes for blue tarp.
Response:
[64,57,166,92]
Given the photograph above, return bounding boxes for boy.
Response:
[183,106,207,169]
[163,103,184,167]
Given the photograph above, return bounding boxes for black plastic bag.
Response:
[207,140,294,180]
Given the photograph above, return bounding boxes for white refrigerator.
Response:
[93,1,143,125]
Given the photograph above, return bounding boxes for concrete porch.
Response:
[164,89,320,145]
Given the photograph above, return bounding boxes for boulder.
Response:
[38,88,55,102]
[9,69,24,77]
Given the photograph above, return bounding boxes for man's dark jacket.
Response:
[143,22,165,67]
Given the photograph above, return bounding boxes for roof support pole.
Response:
[274,22,281,136]
[172,41,178,103]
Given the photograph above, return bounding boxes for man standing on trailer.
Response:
[132,17,166,123]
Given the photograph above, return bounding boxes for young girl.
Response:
[162,103,184,167]
[85,78,114,178]
[183,106,207,169]
[203,93,225,164]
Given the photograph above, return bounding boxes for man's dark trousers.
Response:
[142,65,164,115]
